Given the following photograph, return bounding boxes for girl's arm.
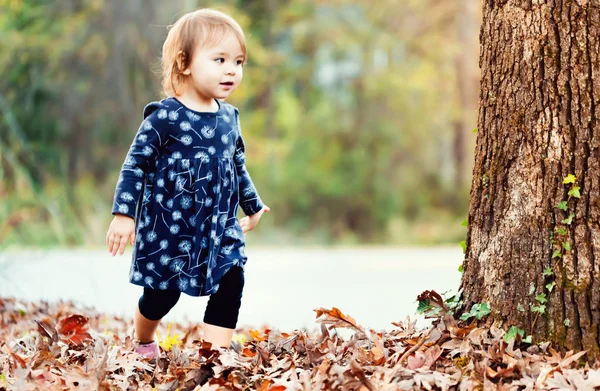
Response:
[112,102,167,219]
[233,110,264,216]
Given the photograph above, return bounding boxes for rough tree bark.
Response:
[461,0,600,356]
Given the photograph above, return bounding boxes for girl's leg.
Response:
[135,287,181,342]
[203,323,235,348]
[203,266,245,348]
[134,307,161,343]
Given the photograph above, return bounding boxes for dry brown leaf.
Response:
[314,307,363,333]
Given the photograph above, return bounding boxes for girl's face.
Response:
[182,32,244,104]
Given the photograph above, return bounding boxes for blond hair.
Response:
[161,9,246,96]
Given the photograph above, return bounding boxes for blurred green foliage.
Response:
[0,0,479,247]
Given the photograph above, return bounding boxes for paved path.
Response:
[0,247,462,331]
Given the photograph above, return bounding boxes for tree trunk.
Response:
[461,0,600,356]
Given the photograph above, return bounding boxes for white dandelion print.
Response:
[135,182,143,191]
[176,134,193,146]
[170,259,185,273]
[225,228,238,239]
[157,178,165,188]
[157,109,168,119]
[117,204,129,214]
[220,245,233,255]
[125,156,137,166]
[197,172,213,182]
[166,199,174,208]
[173,210,189,227]
[204,197,213,207]
[186,111,201,121]
[172,151,182,159]
[146,231,157,242]
[168,110,179,121]
[144,276,154,287]
[142,146,153,156]
[180,121,192,131]
[148,240,169,256]
[178,278,189,291]
[175,177,186,191]
[132,271,143,281]
[159,281,169,290]
[195,152,210,162]
[208,146,216,155]
[146,262,162,277]
[146,216,158,242]
[232,258,243,267]
[170,224,180,234]
[178,240,192,253]
[143,120,153,131]
[160,254,171,266]
[201,125,215,138]
[181,195,193,209]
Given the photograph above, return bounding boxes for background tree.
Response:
[461,0,600,355]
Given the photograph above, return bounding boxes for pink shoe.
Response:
[135,341,160,360]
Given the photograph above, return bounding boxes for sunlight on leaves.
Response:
[563,174,576,184]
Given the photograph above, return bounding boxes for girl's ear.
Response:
[176,51,191,75]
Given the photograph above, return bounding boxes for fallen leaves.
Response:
[57,314,93,347]
[0,297,599,390]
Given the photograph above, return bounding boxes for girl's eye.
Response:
[236,60,244,66]
[215,58,225,64]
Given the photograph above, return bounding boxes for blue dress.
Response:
[112,98,264,296]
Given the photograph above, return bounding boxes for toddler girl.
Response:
[105,8,269,359]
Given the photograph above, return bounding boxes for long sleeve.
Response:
[112,102,168,219]
[233,109,264,216]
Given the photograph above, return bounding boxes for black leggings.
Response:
[138,266,245,329]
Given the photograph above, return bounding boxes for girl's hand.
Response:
[106,214,136,256]
[239,205,270,234]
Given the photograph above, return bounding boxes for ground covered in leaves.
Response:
[1,297,600,390]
